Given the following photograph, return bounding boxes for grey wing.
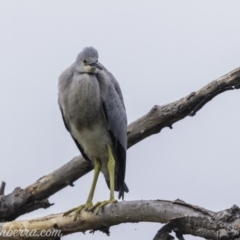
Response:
[107,72,126,110]
[97,71,128,199]
[97,63,126,109]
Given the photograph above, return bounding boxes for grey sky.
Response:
[0,1,240,239]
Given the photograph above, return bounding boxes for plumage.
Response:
[58,47,128,200]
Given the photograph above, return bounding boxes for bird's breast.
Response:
[67,74,103,128]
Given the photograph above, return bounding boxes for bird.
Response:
[58,47,128,218]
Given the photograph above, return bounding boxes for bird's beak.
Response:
[89,61,103,70]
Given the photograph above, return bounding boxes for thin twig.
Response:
[0,181,6,195]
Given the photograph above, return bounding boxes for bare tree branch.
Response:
[0,200,210,239]
[127,66,240,148]
[153,204,240,240]
[0,157,92,221]
[0,66,239,239]
[1,200,240,240]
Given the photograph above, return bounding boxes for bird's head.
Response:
[75,47,103,74]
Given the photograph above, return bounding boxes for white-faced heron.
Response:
[58,47,128,218]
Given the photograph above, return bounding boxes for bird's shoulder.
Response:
[97,70,126,112]
[58,63,75,81]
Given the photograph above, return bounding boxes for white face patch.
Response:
[83,65,97,74]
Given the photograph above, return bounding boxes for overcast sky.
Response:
[1,1,240,239]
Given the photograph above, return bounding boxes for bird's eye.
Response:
[83,60,87,64]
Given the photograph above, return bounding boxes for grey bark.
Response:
[127,66,240,148]
[0,157,92,221]
[1,200,240,240]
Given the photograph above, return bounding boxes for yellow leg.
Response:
[89,145,117,214]
[63,158,101,220]
[86,158,102,204]
[108,144,115,201]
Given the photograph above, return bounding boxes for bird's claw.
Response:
[63,201,93,220]
[89,199,117,214]
[63,199,117,219]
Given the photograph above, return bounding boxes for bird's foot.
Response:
[63,201,93,221]
[89,199,117,214]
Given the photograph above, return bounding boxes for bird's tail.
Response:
[118,182,129,200]
[105,179,129,200]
